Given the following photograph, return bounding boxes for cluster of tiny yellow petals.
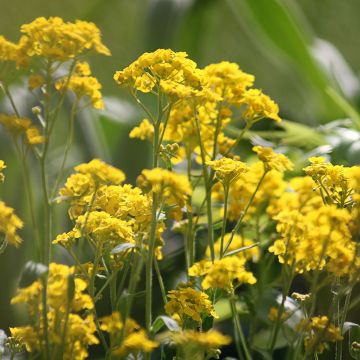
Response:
[296,316,343,354]
[10,263,97,359]
[137,168,192,218]
[0,201,23,247]
[100,312,158,357]
[304,157,354,207]
[189,256,256,291]
[20,17,110,61]
[170,329,231,349]
[253,146,293,172]
[114,49,202,98]
[0,160,6,182]
[129,118,154,141]
[165,286,218,324]
[56,74,104,109]
[207,157,249,185]
[243,89,281,122]
[0,114,44,146]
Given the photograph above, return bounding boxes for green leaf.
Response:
[111,243,137,255]
[150,315,180,334]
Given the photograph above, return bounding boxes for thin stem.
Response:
[223,169,268,255]
[154,258,167,305]
[193,110,215,262]
[220,182,229,258]
[230,296,251,360]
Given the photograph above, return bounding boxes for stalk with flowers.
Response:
[0,16,360,360]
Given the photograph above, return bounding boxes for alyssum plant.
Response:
[0,17,360,360]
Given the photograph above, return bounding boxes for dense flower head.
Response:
[203,61,254,103]
[56,74,104,109]
[100,312,158,357]
[242,88,281,122]
[165,286,218,324]
[207,157,249,185]
[0,201,23,247]
[75,210,134,247]
[10,262,97,359]
[189,256,256,291]
[19,17,110,61]
[137,168,192,218]
[170,329,231,350]
[114,49,203,97]
[304,157,354,207]
[129,118,154,141]
[296,316,343,354]
[0,35,28,67]
[269,204,354,275]
[253,146,293,172]
[213,161,286,221]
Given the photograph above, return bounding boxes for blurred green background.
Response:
[1,0,360,355]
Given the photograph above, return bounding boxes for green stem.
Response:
[223,169,268,255]
[230,296,251,360]
[220,183,229,258]
[154,258,167,305]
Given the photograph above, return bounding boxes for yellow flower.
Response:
[296,316,343,354]
[129,118,154,141]
[0,114,32,137]
[206,157,248,185]
[243,88,281,122]
[0,160,6,182]
[20,17,110,61]
[165,286,218,324]
[170,329,231,349]
[203,61,254,101]
[0,201,23,247]
[137,168,192,219]
[56,75,104,109]
[75,210,134,247]
[74,158,125,185]
[25,126,46,145]
[253,146,293,172]
[114,49,203,98]
[189,256,256,292]
[75,61,92,76]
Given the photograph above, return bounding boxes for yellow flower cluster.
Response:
[304,157,354,207]
[165,286,218,324]
[0,160,5,182]
[253,146,293,172]
[189,256,256,292]
[207,157,249,185]
[296,316,343,354]
[58,161,166,259]
[129,118,154,141]
[115,50,281,165]
[10,263,97,359]
[137,168,192,219]
[0,201,23,247]
[55,62,104,109]
[170,329,231,359]
[213,161,286,221]
[100,312,158,357]
[268,163,359,276]
[0,114,45,146]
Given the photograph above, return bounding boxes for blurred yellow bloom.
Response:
[0,201,23,247]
